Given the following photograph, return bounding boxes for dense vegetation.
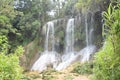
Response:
[0,36,24,80]
[0,0,120,80]
[93,2,120,80]
[72,62,93,75]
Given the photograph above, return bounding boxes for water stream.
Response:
[31,14,97,72]
[62,18,75,62]
[31,21,59,72]
[56,18,75,70]
[81,13,96,62]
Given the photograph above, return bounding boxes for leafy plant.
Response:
[0,35,9,54]
[14,45,24,56]
[21,77,31,80]
[0,35,24,80]
[41,70,57,80]
[0,53,23,80]
[72,62,93,74]
[93,2,120,80]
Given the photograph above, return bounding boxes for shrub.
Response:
[41,70,56,80]
[0,35,9,54]
[0,53,23,80]
[72,62,93,75]
[0,35,24,80]
[93,2,120,80]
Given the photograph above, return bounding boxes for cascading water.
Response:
[31,21,59,72]
[56,14,96,70]
[45,22,55,51]
[62,18,75,61]
[31,14,97,72]
[66,19,74,53]
[56,18,76,70]
[89,15,94,45]
[81,13,96,62]
[85,15,89,47]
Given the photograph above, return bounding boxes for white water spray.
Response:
[65,18,74,53]
[81,14,95,62]
[45,21,55,51]
[56,15,96,70]
[62,18,75,61]
[32,15,97,71]
[31,21,59,72]
[56,18,75,70]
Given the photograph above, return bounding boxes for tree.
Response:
[15,0,53,44]
[0,35,24,80]
[0,0,24,53]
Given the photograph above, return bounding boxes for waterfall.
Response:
[31,21,59,72]
[65,18,74,53]
[81,13,96,62]
[89,14,94,45]
[45,21,55,51]
[62,18,75,62]
[56,18,75,70]
[56,16,96,71]
[85,15,89,47]
[85,14,94,46]
[31,15,97,72]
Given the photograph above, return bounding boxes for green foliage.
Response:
[58,31,64,38]
[93,39,120,80]
[57,31,65,45]
[41,70,57,80]
[75,0,104,13]
[75,0,91,8]
[0,15,10,26]
[0,15,14,35]
[42,75,54,80]
[0,0,18,19]
[0,53,23,80]
[103,3,120,37]
[0,35,9,54]
[0,35,24,80]
[75,0,94,13]
[72,62,93,74]
[21,76,31,80]
[14,46,24,56]
[18,15,40,43]
[64,75,73,80]
[93,2,120,80]
[15,0,53,44]
[0,0,23,52]
[62,0,77,16]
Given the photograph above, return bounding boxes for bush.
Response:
[72,62,93,75]
[0,35,9,54]
[93,2,120,80]
[0,35,24,80]
[93,38,120,80]
[41,70,56,80]
[14,46,24,56]
[0,53,23,80]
